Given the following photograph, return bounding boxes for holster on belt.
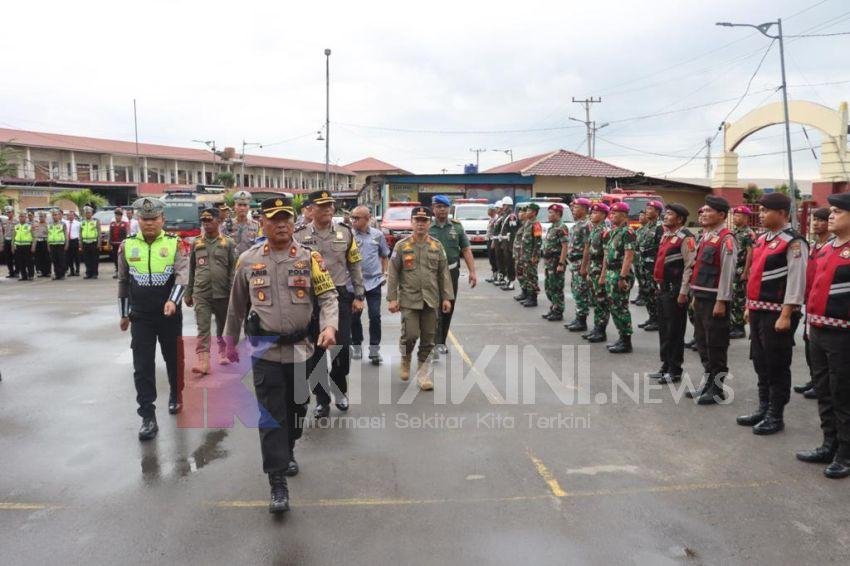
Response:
[245,311,309,346]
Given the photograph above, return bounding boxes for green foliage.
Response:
[0,193,9,209]
[0,146,19,177]
[743,185,763,204]
[214,171,236,188]
[223,190,236,208]
[50,188,108,211]
[774,183,802,200]
[292,194,306,214]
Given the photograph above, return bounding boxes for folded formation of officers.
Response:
[486,192,850,481]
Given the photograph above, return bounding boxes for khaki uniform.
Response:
[32,221,51,277]
[226,218,260,256]
[387,235,454,363]
[187,233,237,354]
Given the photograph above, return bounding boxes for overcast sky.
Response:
[1,0,848,181]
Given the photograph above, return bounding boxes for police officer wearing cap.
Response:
[226,190,260,255]
[648,203,695,384]
[294,189,364,418]
[682,195,738,404]
[12,211,35,281]
[118,197,190,441]
[224,195,339,512]
[47,208,69,280]
[497,197,520,290]
[2,205,17,278]
[796,193,850,478]
[736,193,807,434]
[32,211,51,278]
[80,205,101,279]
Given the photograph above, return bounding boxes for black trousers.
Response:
[82,242,99,277]
[657,286,687,376]
[35,240,50,276]
[49,244,67,279]
[309,285,352,406]
[809,327,850,449]
[4,239,15,276]
[692,297,730,388]
[436,266,461,346]
[66,239,80,274]
[110,243,122,273]
[498,242,515,281]
[488,240,498,274]
[252,358,309,473]
[749,309,801,410]
[14,246,34,280]
[130,311,183,418]
[351,285,382,356]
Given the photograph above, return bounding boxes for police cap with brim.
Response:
[132,197,165,219]
[813,207,831,220]
[759,192,791,212]
[232,190,252,205]
[411,206,432,220]
[200,207,220,220]
[665,202,689,220]
[827,192,850,211]
[308,190,335,206]
[261,197,295,218]
[704,195,730,213]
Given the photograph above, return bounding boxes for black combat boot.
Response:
[285,441,299,477]
[587,327,607,343]
[514,289,528,301]
[648,368,667,380]
[607,334,632,354]
[566,315,588,332]
[642,319,659,331]
[824,444,850,479]
[794,381,814,394]
[796,437,837,463]
[521,294,538,307]
[753,405,785,435]
[685,376,710,399]
[138,416,158,441]
[268,471,290,513]
[736,399,769,427]
[547,311,563,321]
[697,381,727,405]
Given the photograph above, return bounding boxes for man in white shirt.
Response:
[126,208,140,236]
[64,210,82,276]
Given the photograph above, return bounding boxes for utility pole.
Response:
[324,48,331,191]
[490,148,513,162]
[705,137,713,180]
[133,99,140,183]
[571,97,602,157]
[590,122,609,158]
[469,148,487,170]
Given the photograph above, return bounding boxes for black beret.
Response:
[704,195,730,213]
[827,193,850,212]
[813,207,831,220]
[665,203,689,220]
[759,192,791,212]
[199,206,220,220]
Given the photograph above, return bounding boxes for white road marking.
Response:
[564,465,640,476]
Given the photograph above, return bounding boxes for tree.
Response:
[0,146,19,177]
[0,193,9,210]
[214,171,236,188]
[292,194,307,214]
[50,188,108,211]
[743,184,763,204]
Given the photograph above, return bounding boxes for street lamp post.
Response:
[717,19,798,229]
[324,48,331,191]
[192,139,217,182]
[241,140,262,188]
[591,122,609,158]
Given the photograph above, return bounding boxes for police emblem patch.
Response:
[841,248,850,259]
[159,247,169,257]
[296,289,306,298]
[294,260,306,269]
[198,257,207,266]
[250,263,267,270]
[257,290,266,301]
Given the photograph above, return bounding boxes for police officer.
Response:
[1,205,17,278]
[649,203,695,383]
[109,208,129,279]
[12,211,35,281]
[488,199,506,285]
[430,194,477,353]
[80,206,101,279]
[485,205,499,282]
[796,193,850,478]
[294,190,364,418]
[600,202,636,353]
[65,210,81,276]
[32,211,51,278]
[118,197,189,440]
[565,198,592,330]
[636,201,664,331]
[226,190,260,255]
[47,208,69,280]
[185,206,237,375]
[542,203,569,321]
[736,193,807,434]
[580,202,611,343]
[796,207,833,398]
[387,206,453,390]
[682,196,737,405]
[497,197,519,291]
[730,206,756,339]
[225,196,338,511]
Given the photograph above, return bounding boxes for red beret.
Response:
[610,202,630,213]
[591,202,610,213]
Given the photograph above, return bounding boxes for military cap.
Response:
[812,207,831,220]
[526,202,540,212]
[200,206,221,220]
[83,205,94,213]
[3,205,12,213]
[549,203,565,213]
[827,192,850,211]
[665,202,689,220]
[411,206,432,219]
[704,195,730,213]
[732,205,753,215]
[759,192,791,212]
[50,208,61,215]
[610,201,630,213]
[132,197,165,219]
[572,197,592,208]
[219,204,231,211]
[432,194,451,207]
[591,202,610,214]
[261,196,295,218]
[232,190,252,204]
[308,190,335,206]
[647,200,664,211]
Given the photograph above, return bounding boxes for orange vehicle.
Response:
[581,189,664,229]
[380,201,421,250]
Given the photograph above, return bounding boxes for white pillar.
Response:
[173,160,179,184]
[299,171,303,189]
[70,151,77,181]
[142,157,149,183]
[201,162,206,184]
[108,155,115,182]
[261,168,266,188]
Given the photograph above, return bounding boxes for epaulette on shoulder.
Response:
[294,224,308,233]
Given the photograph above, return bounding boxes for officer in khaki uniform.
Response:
[226,190,260,255]
[185,206,237,375]
[387,206,454,390]
[224,196,338,513]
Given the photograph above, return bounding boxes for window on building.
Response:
[178,170,189,184]
[76,164,91,181]
[91,164,99,181]
[51,161,60,179]
[34,160,50,180]
[147,168,160,183]
[205,171,214,184]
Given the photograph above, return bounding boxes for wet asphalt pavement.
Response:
[1,259,848,565]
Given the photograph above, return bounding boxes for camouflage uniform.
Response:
[731,225,755,329]
[542,220,569,314]
[604,224,636,336]
[636,219,663,321]
[513,218,527,287]
[520,217,543,294]
[568,218,592,317]
[587,222,610,330]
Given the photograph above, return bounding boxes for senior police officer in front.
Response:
[118,197,189,441]
[224,196,338,512]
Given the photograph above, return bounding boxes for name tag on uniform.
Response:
[336,231,344,240]
[129,248,141,262]
[288,275,309,288]
[671,237,678,244]
[710,236,719,243]
[403,254,415,269]
[769,241,779,249]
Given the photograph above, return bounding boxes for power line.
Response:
[787,30,850,36]
[335,122,583,135]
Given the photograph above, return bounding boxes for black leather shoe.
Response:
[168,392,182,415]
[729,326,746,339]
[485,276,495,283]
[547,312,563,321]
[794,381,814,394]
[697,386,726,405]
[804,387,819,399]
[335,395,349,412]
[608,335,632,354]
[736,403,768,427]
[521,296,538,307]
[824,457,850,479]
[637,320,648,328]
[685,381,709,399]
[138,416,158,441]
[753,414,784,435]
[658,373,682,384]
[268,472,290,513]
[684,338,697,351]
[284,456,299,477]
[633,297,646,306]
[642,321,659,331]
[501,282,515,291]
[796,441,837,463]
[514,290,528,301]
[648,370,666,380]
[369,354,383,366]
[314,404,330,418]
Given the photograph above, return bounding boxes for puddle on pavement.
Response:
[175,429,229,477]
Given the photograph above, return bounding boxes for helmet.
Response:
[501,196,514,206]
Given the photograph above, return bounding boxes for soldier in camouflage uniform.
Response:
[580,202,611,342]
[512,205,528,300]
[518,203,543,307]
[632,211,648,306]
[541,204,569,321]
[497,198,520,291]
[601,202,636,353]
[730,205,755,339]
[565,198,592,331]
[636,201,664,331]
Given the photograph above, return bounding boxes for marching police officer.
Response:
[185,206,237,375]
[580,202,611,343]
[796,193,850,478]
[80,206,101,279]
[118,197,189,440]
[430,194,477,354]
[2,205,17,278]
[294,190,364,418]
[565,198,592,331]
[226,190,260,255]
[682,196,737,405]
[518,202,542,307]
[541,203,569,321]
[600,202,636,353]
[730,206,756,338]
[649,203,695,383]
[636,200,664,331]
[12,211,35,281]
[47,208,69,280]
[387,206,453,390]
[224,195,339,512]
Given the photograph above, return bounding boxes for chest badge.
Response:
[336,231,344,240]
[290,246,297,257]
[841,248,850,259]
[250,263,266,270]
[159,246,170,257]
[296,289,306,298]
[198,257,207,266]
[294,260,306,269]
[769,241,779,249]
[257,290,267,301]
